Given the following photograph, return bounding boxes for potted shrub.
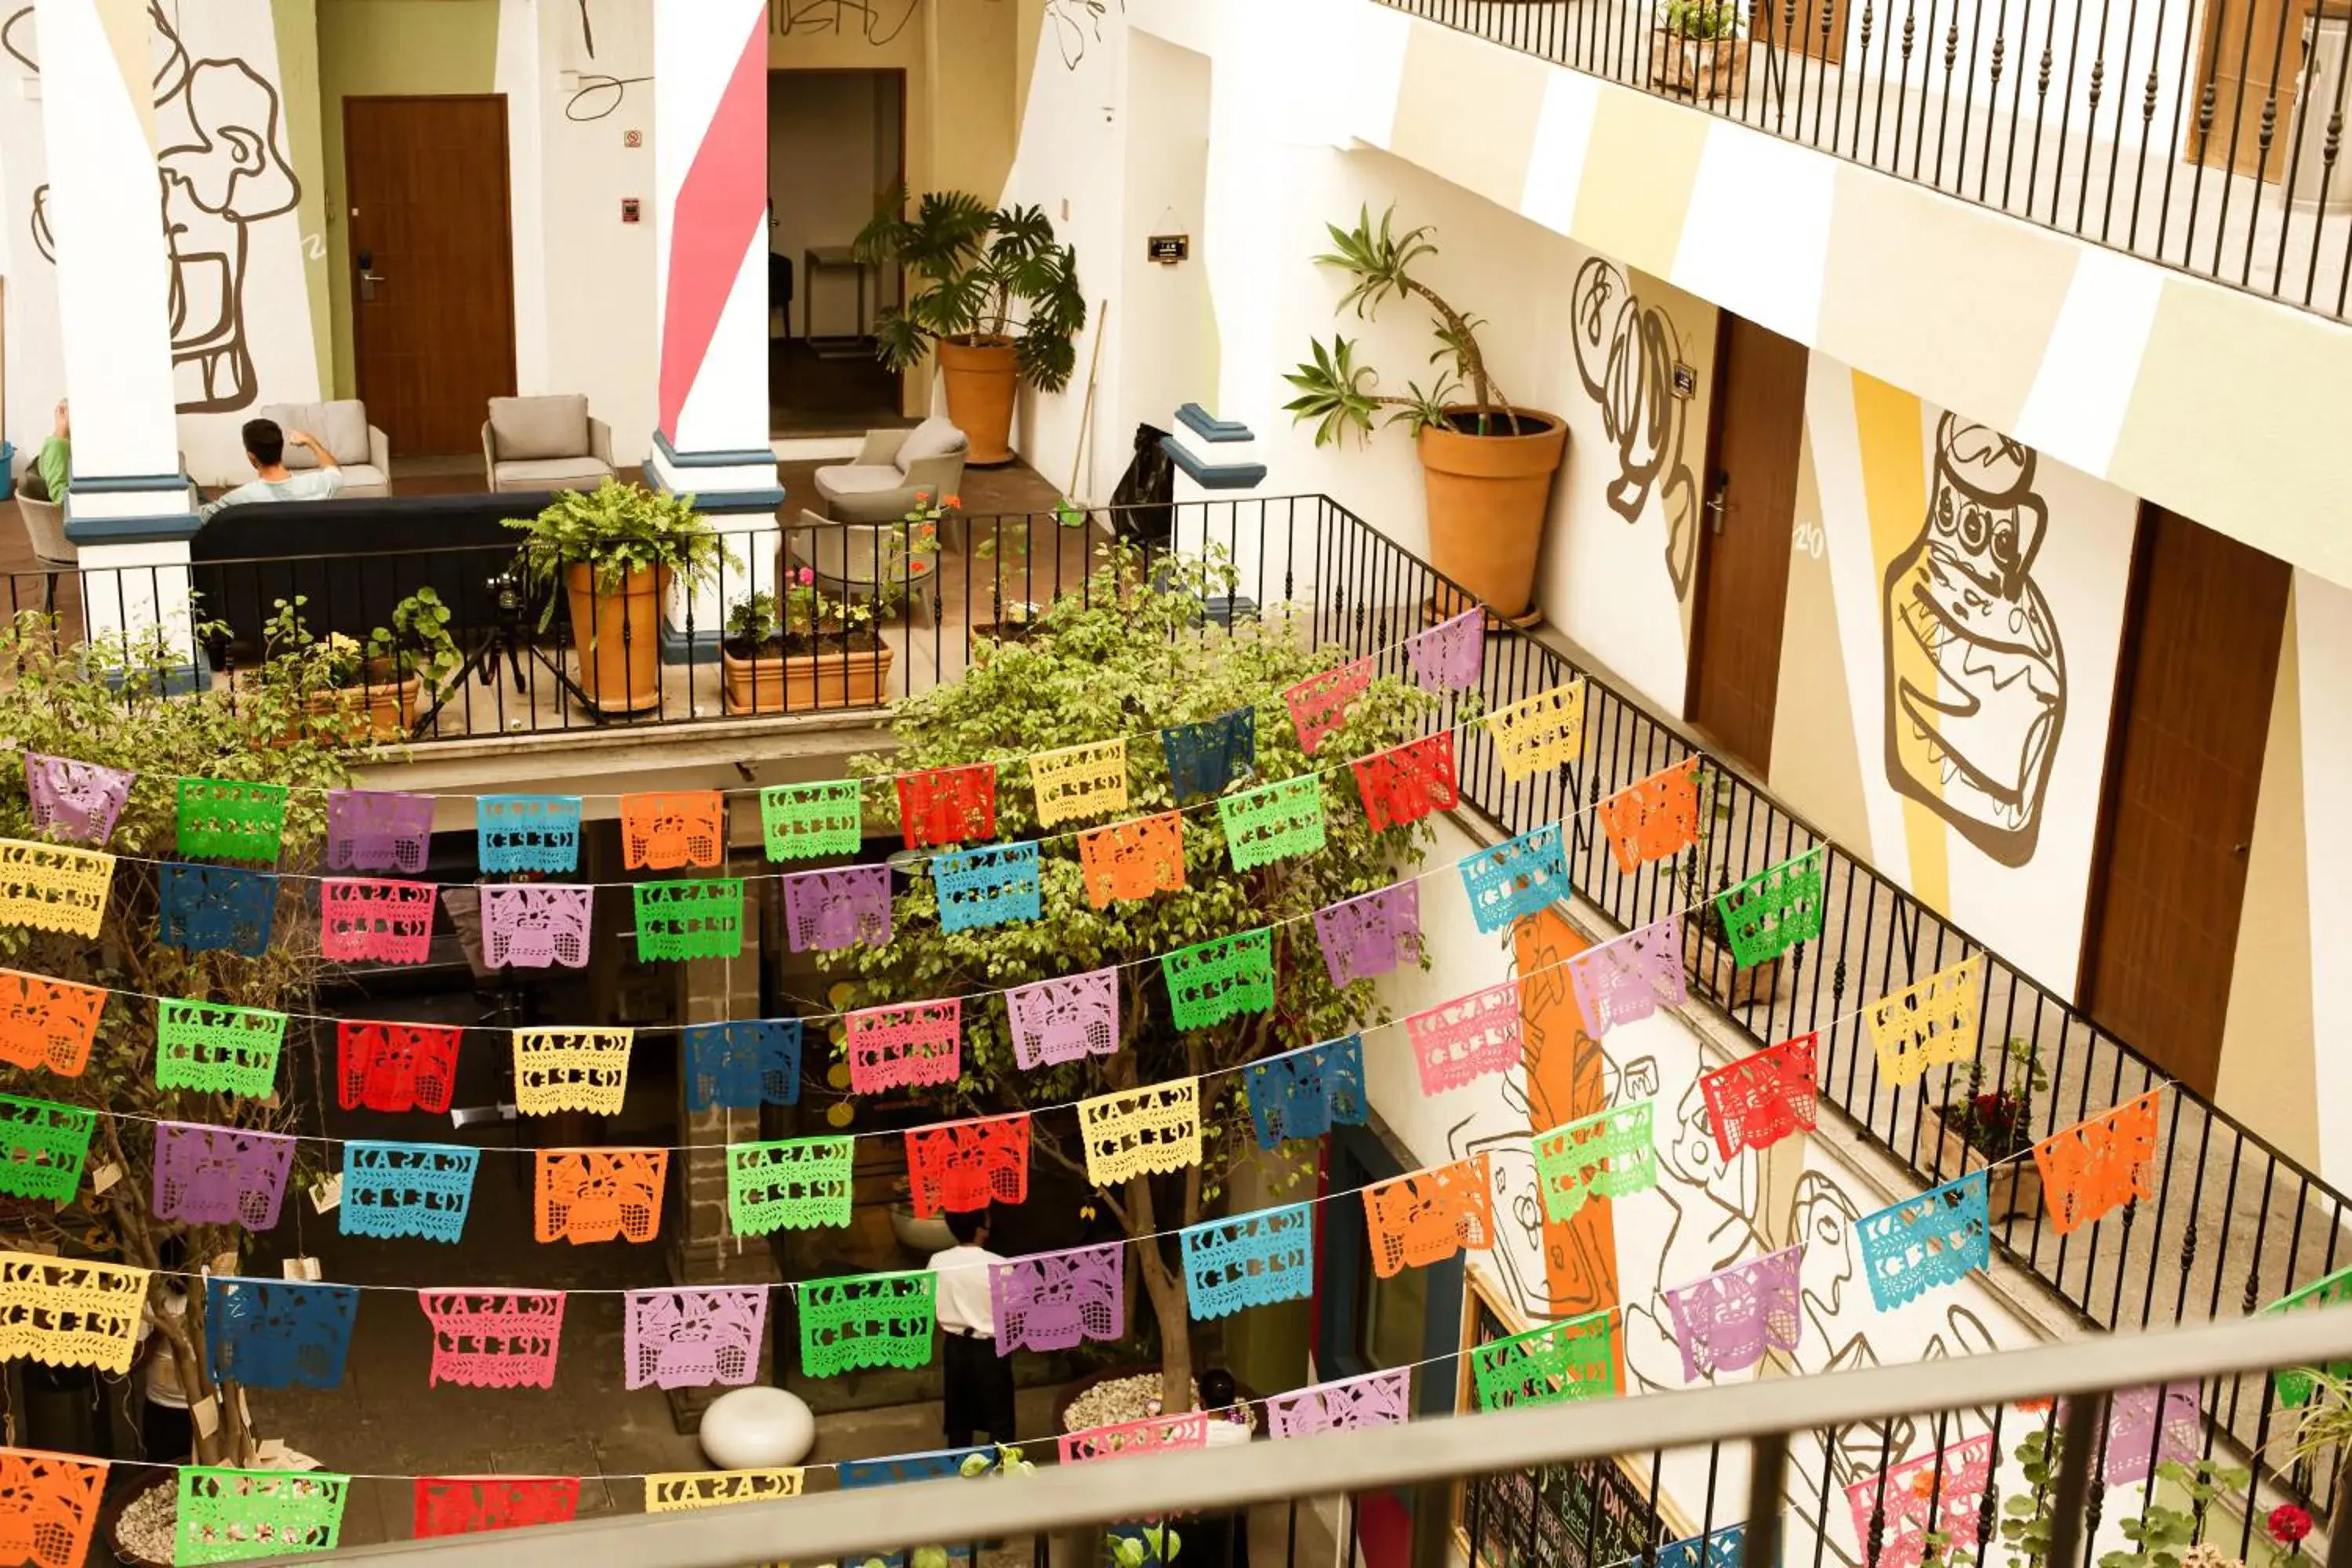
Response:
[1652,0,1748,100]
[259,590,460,742]
[1923,1035,2048,1222]
[1668,767,1795,1007]
[1285,206,1567,624]
[853,187,1087,466]
[506,479,732,716]
[719,574,895,714]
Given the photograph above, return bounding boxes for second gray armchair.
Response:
[484,394,616,493]
[813,417,968,524]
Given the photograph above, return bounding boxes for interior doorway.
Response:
[1686,313,1808,778]
[767,69,907,437]
[345,96,518,458]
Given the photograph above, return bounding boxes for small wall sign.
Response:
[1671,361,1697,398]
[1147,234,1190,265]
[621,198,642,224]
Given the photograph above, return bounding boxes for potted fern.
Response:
[854,187,1087,466]
[1285,205,1567,625]
[506,479,733,716]
[1653,0,1748,100]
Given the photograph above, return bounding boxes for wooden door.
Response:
[2187,0,2310,178]
[1756,0,1847,66]
[346,96,517,457]
[1686,314,1808,777]
[2078,507,2290,1094]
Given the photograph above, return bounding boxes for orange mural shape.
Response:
[1597,758,1701,877]
[0,971,105,1078]
[2031,1090,2162,1236]
[534,1149,670,1246]
[0,1448,107,1568]
[1077,813,1185,909]
[1361,1152,1495,1279]
[1513,906,1622,1327]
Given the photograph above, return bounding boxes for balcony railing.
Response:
[307,1297,2352,1567]
[1376,0,2352,320]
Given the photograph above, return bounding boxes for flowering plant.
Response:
[723,572,880,656]
[1944,1035,2048,1159]
[2268,1505,2313,1548]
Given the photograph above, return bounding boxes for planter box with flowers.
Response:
[720,573,895,715]
[251,588,463,744]
[1923,1034,2048,1223]
[1651,0,1748,100]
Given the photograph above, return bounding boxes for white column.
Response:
[648,0,780,662]
[34,0,204,684]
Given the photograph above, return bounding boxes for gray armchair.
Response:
[813,418,967,524]
[483,394,615,493]
[259,399,390,495]
[8,449,73,611]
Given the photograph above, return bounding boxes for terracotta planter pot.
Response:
[1922,1103,2045,1223]
[1650,30,1748,100]
[564,561,665,715]
[301,670,420,743]
[1414,407,1567,622]
[720,643,895,713]
[938,335,1020,466]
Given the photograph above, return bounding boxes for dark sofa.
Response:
[191,490,555,653]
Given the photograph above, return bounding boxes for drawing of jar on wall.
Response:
[1879,415,2067,868]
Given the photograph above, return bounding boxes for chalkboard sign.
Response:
[1147,234,1190,265]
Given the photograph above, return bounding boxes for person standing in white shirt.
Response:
[927,1208,1014,1450]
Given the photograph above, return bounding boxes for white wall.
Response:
[1112,32,1215,475]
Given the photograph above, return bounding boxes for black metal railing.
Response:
[1377,0,2352,319]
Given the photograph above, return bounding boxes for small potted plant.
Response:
[1652,0,1748,100]
[261,590,460,742]
[1671,767,1795,1007]
[506,479,733,715]
[1285,206,1567,624]
[1925,1034,2048,1221]
[719,572,894,714]
[854,188,1087,466]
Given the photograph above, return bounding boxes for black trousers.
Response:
[942,1329,1016,1449]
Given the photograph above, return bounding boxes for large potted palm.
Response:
[1285,206,1568,624]
[506,479,733,715]
[853,187,1087,466]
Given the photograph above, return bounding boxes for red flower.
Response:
[2268,1505,2313,1546]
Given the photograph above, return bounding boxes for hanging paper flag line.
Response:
[1568,915,1687,1036]
[2262,1262,2352,1406]
[1403,609,1484,694]
[156,1000,286,1098]
[482,884,593,970]
[1662,1244,1803,1381]
[0,1447,107,1568]
[1353,731,1458,834]
[645,1465,804,1514]
[934,841,1042,934]
[1062,1410,1210,1465]
[1163,927,1275,1029]
[1219,773,1326,869]
[339,1020,463,1115]
[783,863,891,953]
[1700,1033,1819,1162]
[728,1137,855,1236]
[0,1093,93,1203]
[1247,1033,1367,1149]
[848,999,963,1094]
[623,1286,767,1392]
[1080,1078,1201,1187]
[1845,1434,1995,1568]
[621,790,725,871]
[422,1290,566,1390]
[633,878,745,961]
[1487,680,1588,782]
[321,877,438,965]
[1266,1366,1412,1439]
[478,793,583,873]
[328,788,435,875]
[342,1141,480,1244]
[2100,1381,2202,1486]
[177,778,287,863]
[0,839,113,938]
[1471,1310,1617,1410]
[206,1276,359,1392]
[152,1123,294,1231]
[0,1252,147,1374]
[1029,738,1130,827]
[0,969,103,1077]
[535,1148,668,1245]
[2031,1087,2160,1236]
[1459,822,1569,935]
[159,863,277,957]
[1006,966,1120,1069]
[1180,1201,1315,1319]
[1285,659,1374,757]
[1314,880,1421,987]
[1363,1152,1495,1279]
[898,764,997,851]
[684,1019,803,1112]
[1164,706,1256,800]
[1857,1171,1990,1311]
[514,1027,633,1115]
[991,1242,1124,1356]
[1864,953,1986,1087]
[1407,978,1522,1095]
[179,1465,350,1564]
[763,779,863,861]
[1651,1523,1751,1568]
[415,1475,580,1539]
[25,753,132,845]
[906,1112,1030,1218]
[1078,809,1185,909]
[1715,847,1827,969]
[1598,757,1701,876]
[1532,1099,1659,1222]
[799,1270,937,1377]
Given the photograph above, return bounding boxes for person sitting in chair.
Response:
[199,417,342,521]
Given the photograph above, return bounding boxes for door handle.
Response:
[360,270,385,302]
[1706,476,1730,535]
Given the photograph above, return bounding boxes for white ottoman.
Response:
[700,1385,818,1469]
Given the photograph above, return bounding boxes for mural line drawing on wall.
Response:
[771,0,922,45]
[1569,256,1703,604]
[1043,0,1127,69]
[1880,413,2068,867]
[7,1,301,415]
[565,0,649,122]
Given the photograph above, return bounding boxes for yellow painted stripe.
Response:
[98,0,158,154]
[1571,93,1709,279]
[1849,368,1951,916]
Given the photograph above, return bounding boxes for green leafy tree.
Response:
[853,187,1089,394]
[828,550,1435,1410]
[0,614,366,1467]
